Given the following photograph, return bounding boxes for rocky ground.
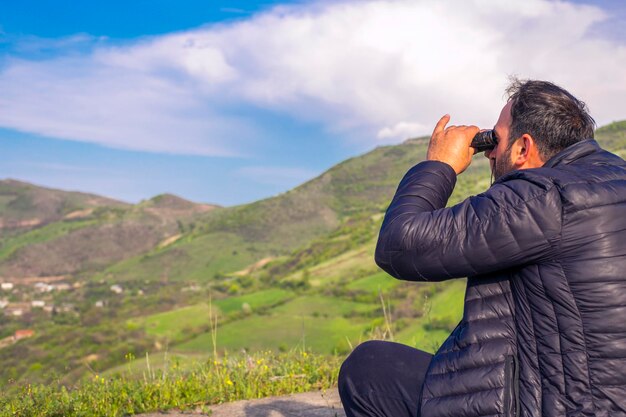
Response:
[137,388,346,417]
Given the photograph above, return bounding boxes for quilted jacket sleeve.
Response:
[375,160,562,281]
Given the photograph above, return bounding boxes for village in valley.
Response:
[0,264,214,357]
[0,276,129,347]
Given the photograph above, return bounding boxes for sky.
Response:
[1,0,625,206]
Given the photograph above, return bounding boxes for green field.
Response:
[131,252,466,356]
[346,271,399,293]
[177,313,369,354]
[175,282,466,355]
[214,288,294,314]
[133,289,295,340]
[134,304,215,340]
[178,295,378,354]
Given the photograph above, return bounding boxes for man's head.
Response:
[486,79,596,180]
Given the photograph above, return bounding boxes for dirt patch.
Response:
[233,257,275,276]
[136,388,345,417]
[8,275,67,285]
[64,209,94,220]
[158,234,183,249]
[0,218,44,229]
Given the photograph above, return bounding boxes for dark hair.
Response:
[505,78,596,161]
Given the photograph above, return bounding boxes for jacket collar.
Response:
[542,139,601,168]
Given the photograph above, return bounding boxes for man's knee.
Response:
[339,340,391,392]
[339,340,433,393]
[339,341,429,417]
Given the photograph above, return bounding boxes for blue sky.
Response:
[1,0,625,205]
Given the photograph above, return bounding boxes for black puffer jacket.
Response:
[375,140,626,417]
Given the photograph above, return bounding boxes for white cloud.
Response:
[0,0,624,156]
[377,122,426,140]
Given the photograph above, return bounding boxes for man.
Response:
[338,80,626,417]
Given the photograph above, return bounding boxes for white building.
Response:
[34,283,54,293]
[1,283,14,291]
[58,304,75,313]
[31,300,45,308]
[110,284,123,294]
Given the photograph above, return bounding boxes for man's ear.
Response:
[512,134,533,167]
[512,134,545,169]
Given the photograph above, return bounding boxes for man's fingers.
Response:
[456,125,479,132]
[459,125,480,137]
[432,114,450,135]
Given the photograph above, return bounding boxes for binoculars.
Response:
[471,130,498,153]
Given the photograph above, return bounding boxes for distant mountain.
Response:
[142,193,211,210]
[0,179,128,231]
[0,185,219,279]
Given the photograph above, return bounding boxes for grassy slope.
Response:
[100,232,266,282]
[0,219,99,262]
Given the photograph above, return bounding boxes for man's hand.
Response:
[426,114,479,175]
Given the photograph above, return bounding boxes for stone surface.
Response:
[136,388,346,417]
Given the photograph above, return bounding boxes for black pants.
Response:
[338,341,433,417]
